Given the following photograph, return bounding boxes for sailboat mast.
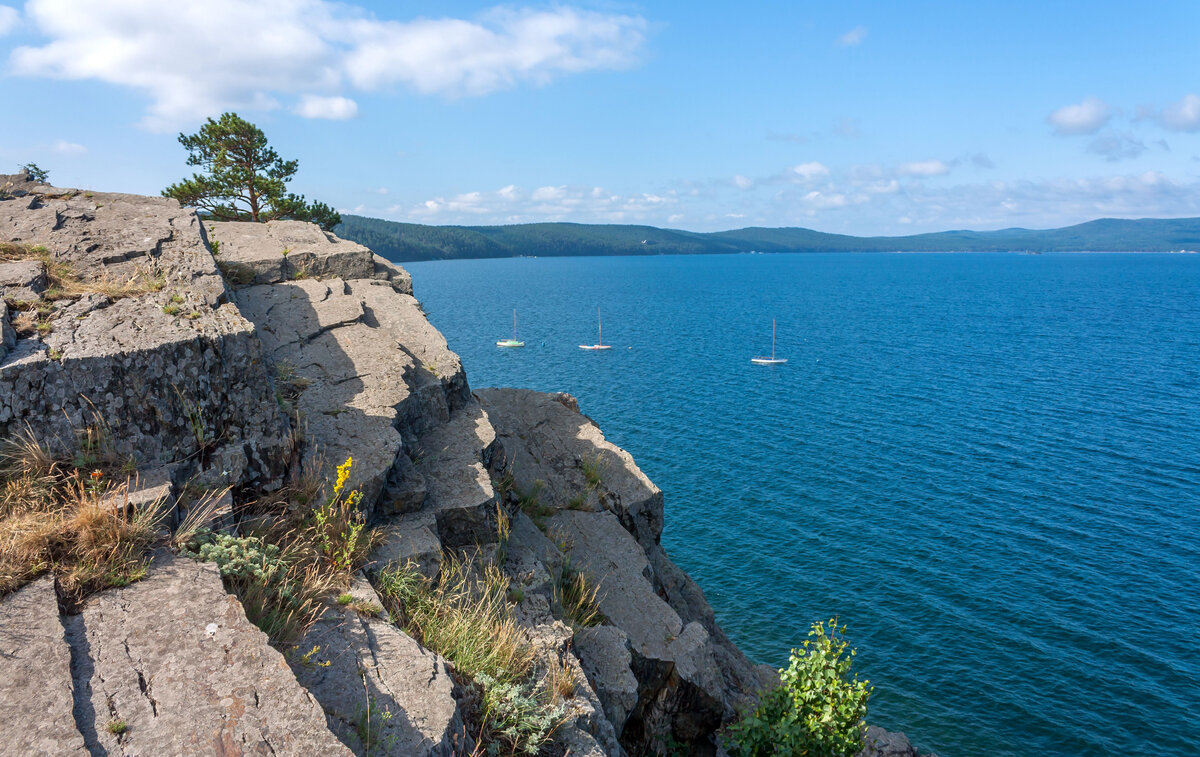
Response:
[598,307,602,345]
[772,319,776,359]
[513,309,517,340]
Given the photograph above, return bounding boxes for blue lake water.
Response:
[404,252,1200,756]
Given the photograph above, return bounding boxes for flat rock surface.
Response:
[0,578,87,755]
[209,220,375,286]
[291,576,465,757]
[70,556,350,756]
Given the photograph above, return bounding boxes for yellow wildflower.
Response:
[333,456,353,495]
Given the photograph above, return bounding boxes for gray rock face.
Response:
[68,556,351,756]
[0,182,290,487]
[233,273,466,518]
[477,387,663,550]
[574,625,640,736]
[208,220,377,287]
[0,578,88,755]
[478,387,765,752]
[291,575,467,756]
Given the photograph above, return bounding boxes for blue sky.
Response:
[1,0,1198,234]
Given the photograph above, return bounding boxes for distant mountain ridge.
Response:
[334,215,1200,262]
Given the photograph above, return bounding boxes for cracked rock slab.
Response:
[208,220,376,287]
[70,556,350,756]
[0,578,87,755]
[291,576,466,757]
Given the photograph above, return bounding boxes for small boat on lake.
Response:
[751,319,787,365]
[579,307,612,350]
[496,309,525,348]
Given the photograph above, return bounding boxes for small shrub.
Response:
[162,303,181,316]
[476,673,566,756]
[105,719,127,735]
[724,619,872,757]
[337,593,354,606]
[183,532,332,644]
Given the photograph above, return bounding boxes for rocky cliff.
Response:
[0,172,925,756]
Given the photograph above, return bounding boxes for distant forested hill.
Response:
[334,215,1200,262]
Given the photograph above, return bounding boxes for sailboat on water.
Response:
[751,320,787,365]
[496,309,525,348]
[579,308,612,350]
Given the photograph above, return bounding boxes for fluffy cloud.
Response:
[733,175,753,190]
[790,162,830,181]
[395,183,678,224]
[0,5,18,35]
[1158,94,1200,132]
[294,95,358,119]
[836,26,867,46]
[897,160,950,177]
[52,139,86,154]
[1047,97,1112,135]
[9,1,647,129]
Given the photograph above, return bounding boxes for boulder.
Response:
[0,578,88,755]
[369,512,443,580]
[68,556,351,755]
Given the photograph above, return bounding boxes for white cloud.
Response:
[790,162,830,181]
[897,159,950,177]
[1047,97,1112,135]
[1159,94,1200,132]
[397,183,679,224]
[294,94,358,119]
[10,1,647,129]
[836,26,867,46]
[0,5,18,35]
[52,139,86,154]
[733,175,753,190]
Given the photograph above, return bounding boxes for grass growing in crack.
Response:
[0,242,166,302]
[580,454,605,491]
[106,719,127,735]
[0,430,168,601]
[552,557,604,629]
[376,556,535,685]
[516,479,552,528]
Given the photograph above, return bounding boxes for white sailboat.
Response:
[751,319,787,365]
[496,309,525,347]
[579,307,612,350]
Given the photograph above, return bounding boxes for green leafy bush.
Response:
[725,618,872,757]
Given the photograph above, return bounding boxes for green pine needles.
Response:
[725,618,872,757]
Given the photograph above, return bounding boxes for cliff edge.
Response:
[0,173,926,756]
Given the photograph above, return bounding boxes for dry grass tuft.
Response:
[0,432,168,600]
